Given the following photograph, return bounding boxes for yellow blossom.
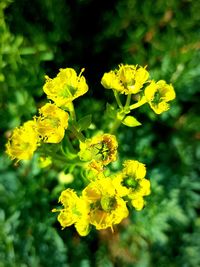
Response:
[145,80,176,114]
[112,172,150,197]
[82,177,129,230]
[36,103,69,143]
[79,134,118,171]
[112,160,151,210]
[122,160,150,199]
[6,120,39,161]
[55,189,90,236]
[101,71,124,92]
[101,64,149,94]
[43,68,88,107]
[123,160,146,179]
[114,175,150,210]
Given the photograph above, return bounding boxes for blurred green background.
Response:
[1,0,200,266]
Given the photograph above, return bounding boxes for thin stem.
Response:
[42,147,67,162]
[110,94,132,133]
[130,96,147,110]
[113,90,123,109]
[125,94,132,109]
[109,118,122,134]
[63,134,77,154]
[53,153,67,162]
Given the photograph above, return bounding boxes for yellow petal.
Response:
[75,219,91,236]
[131,197,144,211]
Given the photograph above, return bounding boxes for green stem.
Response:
[63,134,77,154]
[110,94,133,133]
[64,161,87,167]
[125,94,132,109]
[53,153,67,162]
[42,148,67,162]
[113,90,123,109]
[109,118,122,134]
[130,96,147,110]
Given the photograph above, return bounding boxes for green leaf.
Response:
[20,47,37,55]
[122,115,141,127]
[77,114,92,131]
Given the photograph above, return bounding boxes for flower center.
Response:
[61,85,77,98]
[123,177,140,190]
[100,196,117,212]
[152,91,162,105]
[50,117,61,128]
[93,142,110,161]
[21,142,30,150]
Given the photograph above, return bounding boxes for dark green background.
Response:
[1,0,200,266]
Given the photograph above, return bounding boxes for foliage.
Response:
[1,0,200,266]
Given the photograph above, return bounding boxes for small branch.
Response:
[113,90,123,109]
[130,96,147,110]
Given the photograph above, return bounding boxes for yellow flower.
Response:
[79,134,118,171]
[129,179,150,211]
[36,103,69,143]
[101,64,149,94]
[145,80,176,114]
[6,120,39,161]
[123,160,146,179]
[55,189,90,236]
[114,175,150,211]
[122,160,150,199]
[112,172,150,198]
[112,160,151,211]
[43,68,88,107]
[101,71,124,92]
[82,177,129,230]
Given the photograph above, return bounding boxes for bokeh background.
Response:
[1,0,200,266]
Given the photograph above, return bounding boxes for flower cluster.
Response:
[6,68,88,162]
[53,130,150,235]
[101,64,176,114]
[54,159,150,236]
[5,64,175,237]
